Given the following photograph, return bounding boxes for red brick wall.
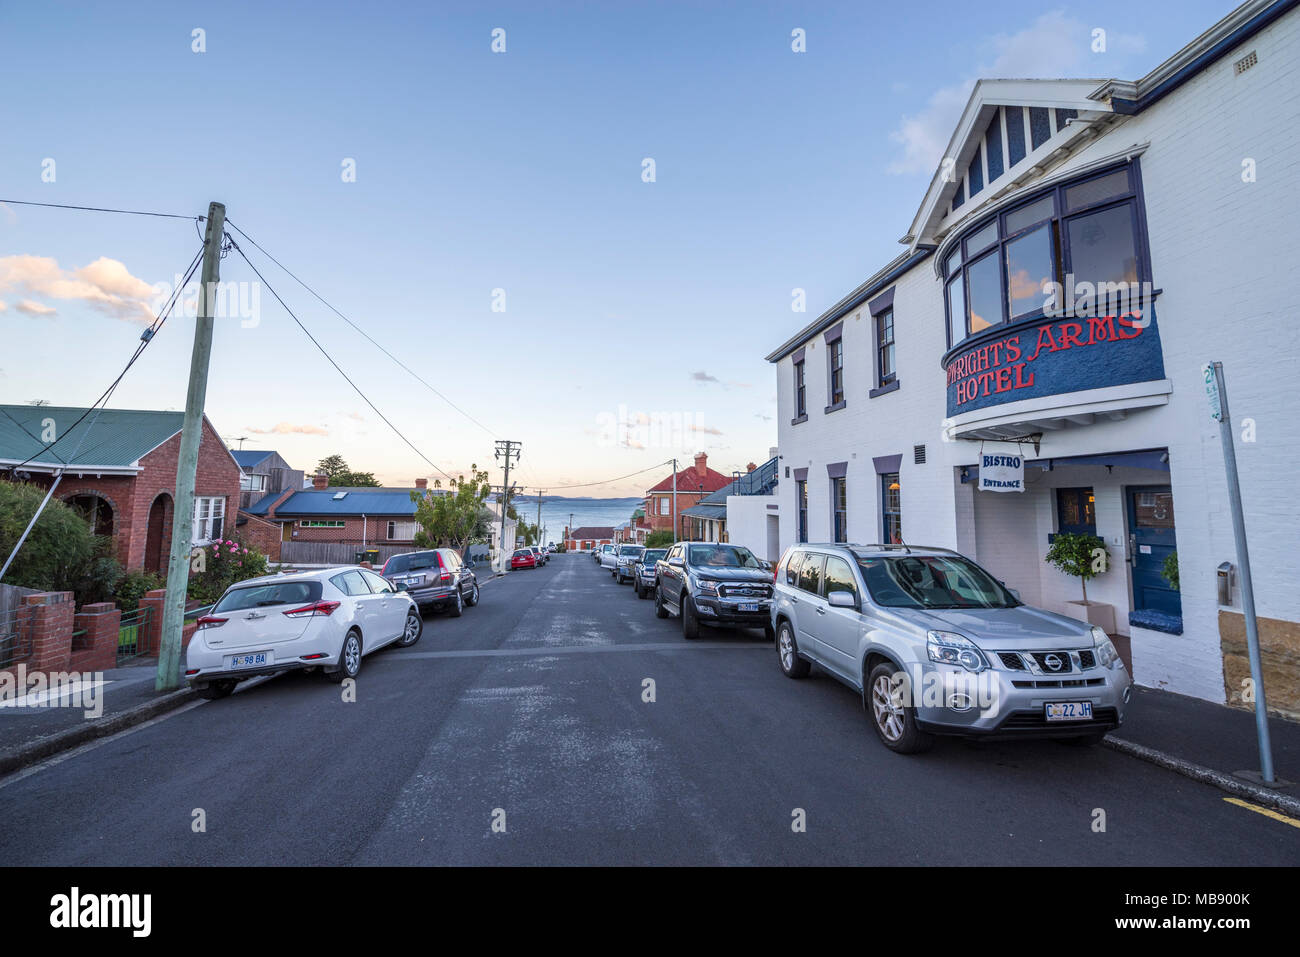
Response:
[283,516,415,546]
[238,512,283,561]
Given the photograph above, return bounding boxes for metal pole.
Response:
[1212,361,1275,784]
[157,201,225,691]
[671,457,678,542]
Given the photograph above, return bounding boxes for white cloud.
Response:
[887,11,1137,176]
[248,422,330,436]
[15,299,56,317]
[0,254,157,323]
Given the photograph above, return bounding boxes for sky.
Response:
[0,0,1239,495]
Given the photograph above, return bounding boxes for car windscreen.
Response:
[855,555,1019,609]
[688,544,761,568]
[618,546,643,556]
[384,552,438,574]
[214,580,323,612]
[641,550,667,563]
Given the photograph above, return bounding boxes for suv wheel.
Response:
[777,621,810,678]
[396,608,422,647]
[465,582,480,607]
[448,587,464,618]
[681,593,700,640]
[328,630,363,683]
[654,585,668,619]
[866,662,933,754]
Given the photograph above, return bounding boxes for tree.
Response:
[1044,532,1110,603]
[412,465,492,552]
[316,455,380,488]
[517,521,539,546]
[645,529,675,548]
[0,481,100,593]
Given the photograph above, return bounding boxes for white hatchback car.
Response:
[185,566,422,699]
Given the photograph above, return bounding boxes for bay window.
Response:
[943,161,1148,349]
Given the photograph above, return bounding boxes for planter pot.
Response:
[1067,600,1116,634]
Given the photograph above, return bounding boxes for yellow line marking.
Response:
[1224,797,1300,829]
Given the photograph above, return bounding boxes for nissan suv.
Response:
[381,548,480,616]
[613,544,645,583]
[771,543,1132,753]
[654,542,775,640]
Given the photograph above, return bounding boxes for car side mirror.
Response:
[1007,587,1021,601]
[668,556,685,567]
[827,590,857,609]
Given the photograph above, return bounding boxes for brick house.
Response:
[245,473,446,550]
[0,405,242,573]
[231,449,304,562]
[643,452,731,540]
[563,526,615,551]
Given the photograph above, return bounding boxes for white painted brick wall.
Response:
[771,8,1300,706]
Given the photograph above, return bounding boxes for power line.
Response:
[224,220,498,440]
[2,243,206,475]
[227,237,458,486]
[544,460,673,491]
[0,198,200,221]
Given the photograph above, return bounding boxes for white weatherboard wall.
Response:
[771,7,1300,706]
[726,495,779,562]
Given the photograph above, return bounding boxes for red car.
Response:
[510,548,537,570]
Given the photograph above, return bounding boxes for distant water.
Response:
[499,496,643,543]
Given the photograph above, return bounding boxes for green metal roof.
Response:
[0,405,187,471]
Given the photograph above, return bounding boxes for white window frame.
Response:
[192,496,226,544]
[387,520,419,540]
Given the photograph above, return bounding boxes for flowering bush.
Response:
[187,537,270,605]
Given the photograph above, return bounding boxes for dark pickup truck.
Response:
[654,541,775,640]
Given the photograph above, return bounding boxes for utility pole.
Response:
[534,489,545,547]
[494,440,521,567]
[157,201,225,692]
[671,456,678,542]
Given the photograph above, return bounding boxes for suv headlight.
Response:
[926,631,988,673]
[1092,626,1124,670]
[697,580,720,596]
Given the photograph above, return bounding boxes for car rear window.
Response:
[384,551,439,575]
[514,549,531,557]
[642,549,667,563]
[215,580,322,612]
[619,546,643,556]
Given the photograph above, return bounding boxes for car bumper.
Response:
[905,662,1133,738]
[404,583,457,606]
[185,626,341,685]
[693,595,773,626]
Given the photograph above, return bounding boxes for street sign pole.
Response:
[1204,361,1275,785]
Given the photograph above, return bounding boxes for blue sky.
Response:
[0,0,1238,494]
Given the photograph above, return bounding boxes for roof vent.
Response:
[913,445,927,465]
[1234,50,1258,75]
[332,491,348,500]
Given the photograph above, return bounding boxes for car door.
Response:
[330,570,375,637]
[658,544,683,608]
[794,553,829,658]
[360,569,403,643]
[817,555,863,680]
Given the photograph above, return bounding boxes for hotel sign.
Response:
[944,310,1166,418]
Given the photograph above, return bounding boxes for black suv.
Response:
[380,548,480,616]
[654,542,774,640]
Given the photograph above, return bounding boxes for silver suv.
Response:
[771,544,1132,754]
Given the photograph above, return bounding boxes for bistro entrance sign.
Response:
[944,310,1167,418]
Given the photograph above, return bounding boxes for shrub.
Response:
[645,529,675,548]
[1044,532,1109,603]
[187,537,271,605]
[0,481,103,595]
[115,569,166,612]
[1161,551,1179,591]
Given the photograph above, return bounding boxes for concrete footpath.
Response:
[1,624,1297,816]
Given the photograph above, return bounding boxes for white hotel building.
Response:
[764,0,1300,714]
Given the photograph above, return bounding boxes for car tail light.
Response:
[283,600,342,618]
[196,616,227,630]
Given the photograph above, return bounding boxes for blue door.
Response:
[1127,486,1180,615]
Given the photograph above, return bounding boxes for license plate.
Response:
[227,652,270,670]
[738,602,759,613]
[1045,701,1093,722]
[399,577,420,586]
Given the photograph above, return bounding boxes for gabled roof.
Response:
[0,405,188,472]
[231,449,276,469]
[260,487,432,517]
[568,526,615,539]
[646,462,731,494]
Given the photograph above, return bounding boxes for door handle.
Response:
[816,606,826,615]
[1127,533,1137,565]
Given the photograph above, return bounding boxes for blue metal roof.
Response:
[231,449,275,469]
[259,487,430,517]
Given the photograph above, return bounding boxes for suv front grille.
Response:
[718,583,772,599]
[998,707,1118,730]
[1078,650,1096,669]
[1030,652,1073,674]
[999,653,1026,670]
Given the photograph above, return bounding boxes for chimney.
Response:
[312,471,329,490]
[414,478,428,490]
[746,462,757,472]
[694,451,708,473]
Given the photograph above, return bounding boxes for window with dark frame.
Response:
[829,339,844,406]
[831,476,847,543]
[796,479,808,543]
[881,473,901,544]
[876,307,896,385]
[794,359,806,418]
[942,160,1147,350]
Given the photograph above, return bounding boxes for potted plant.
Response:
[1044,532,1116,633]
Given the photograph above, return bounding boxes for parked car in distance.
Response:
[597,543,617,570]
[633,547,668,598]
[771,544,1133,754]
[381,548,480,617]
[511,548,537,570]
[530,545,547,566]
[186,566,422,699]
[654,542,774,641]
[614,544,645,583]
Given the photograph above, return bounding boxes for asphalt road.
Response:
[1,553,1296,865]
